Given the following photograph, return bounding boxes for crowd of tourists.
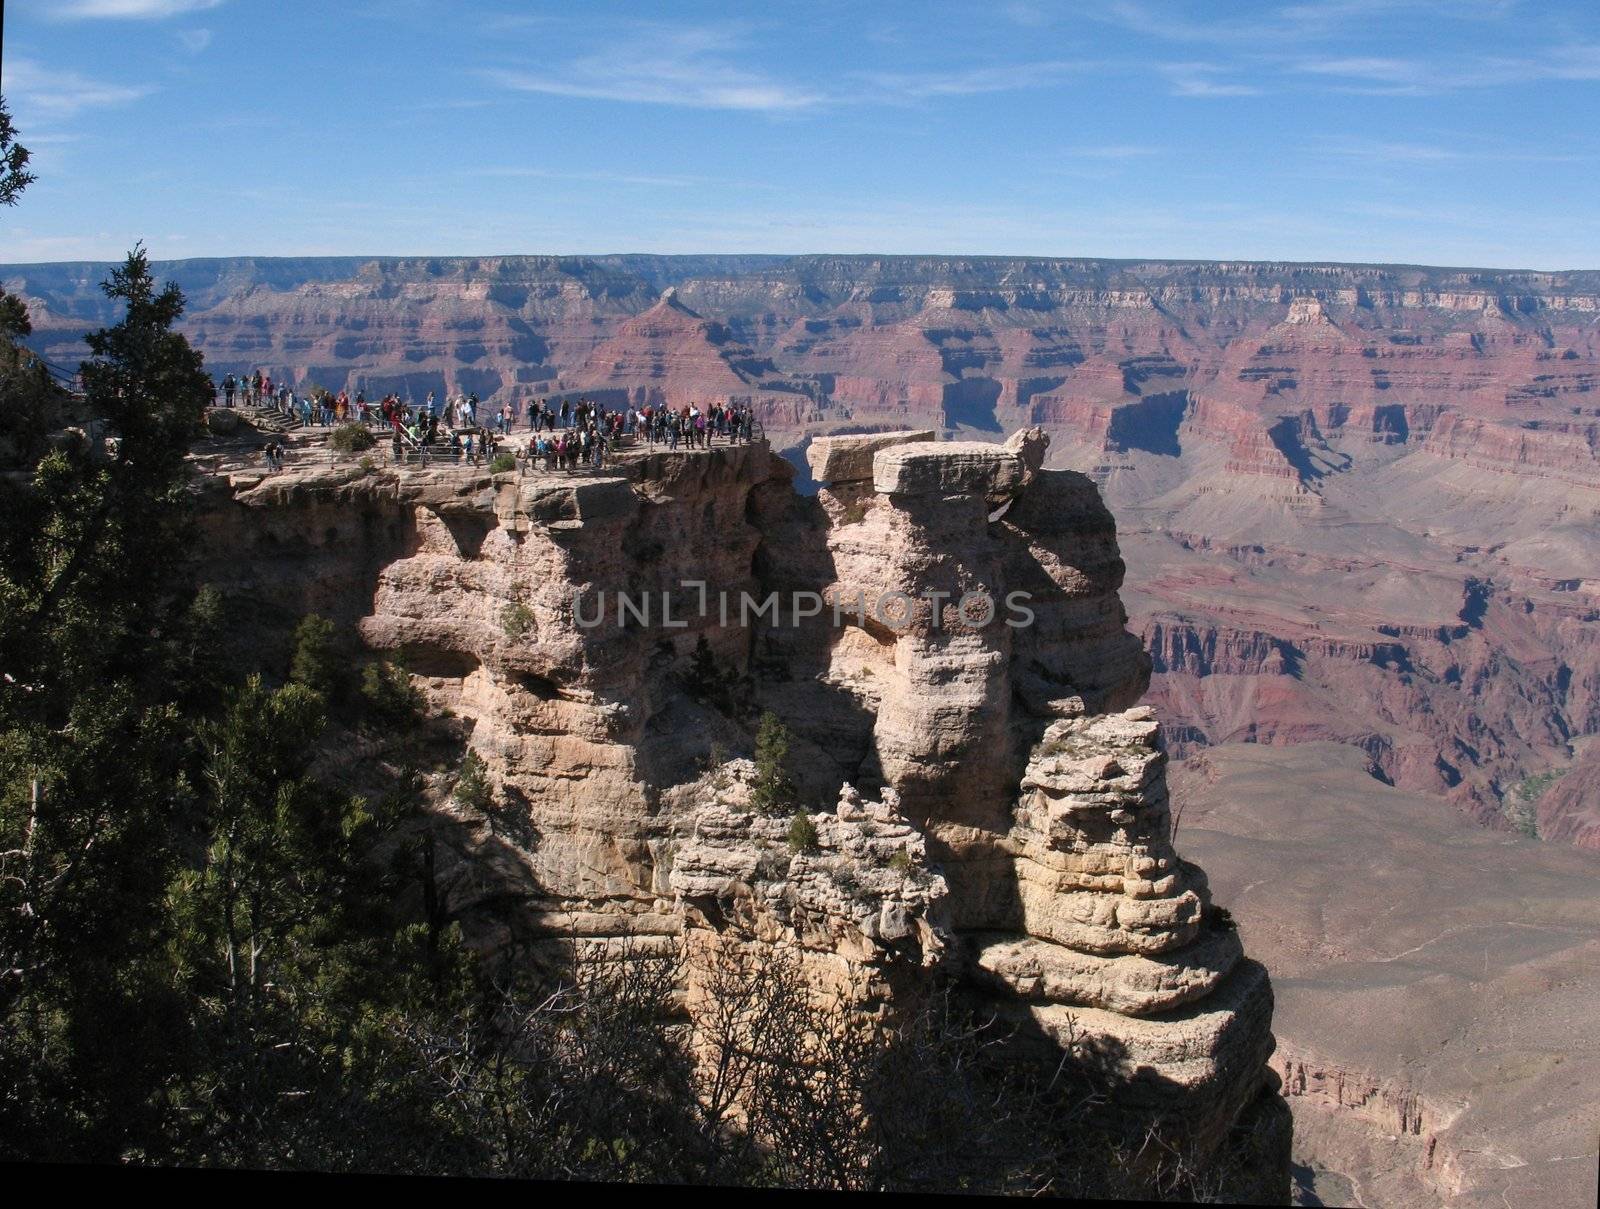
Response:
[213,369,761,475]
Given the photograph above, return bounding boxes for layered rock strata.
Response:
[22,254,1600,848]
[190,426,1288,1199]
[668,766,949,1009]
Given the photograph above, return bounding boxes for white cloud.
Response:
[484,26,825,113]
[1160,63,1263,97]
[474,167,704,189]
[1002,3,1053,28]
[486,67,822,112]
[177,28,214,53]
[1071,144,1162,159]
[1297,56,1417,83]
[485,22,1087,113]
[1100,0,1515,46]
[1314,135,1589,164]
[854,60,1087,101]
[4,58,154,117]
[56,0,223,17]
[1292,45,1600,94]
[1102,1,1600,97]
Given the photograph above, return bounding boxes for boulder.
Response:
[872,441,1024,499]
[206,408,242,435]
[806,430,935,484]
[1004,425,1049,481]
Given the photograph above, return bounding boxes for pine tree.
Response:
[0,248,212,1160]
[750,711,798,815]
[0,97,35,207]
[452,750,493,814]
[289,613,341,700]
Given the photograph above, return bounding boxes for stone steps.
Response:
[241,405,302,433]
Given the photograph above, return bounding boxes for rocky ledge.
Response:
[190,425,1291,1200]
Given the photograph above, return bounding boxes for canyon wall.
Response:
[15,253,1599,847]
[189,430,1289,1200]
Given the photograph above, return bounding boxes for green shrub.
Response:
[786,811,819,854]
[289,614,341,700]
[502,602,535,641]
[685,634,748,715]
[360,660,422,723]
[489,451,517,473]
[888,848,913,876]
[330,423,376,453]
[750,711,798,815]
[452,750,493,814]
[358,454,376,473]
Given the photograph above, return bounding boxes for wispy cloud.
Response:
[1069,144,1163,160]
[484,26,825,113]
[1160,63,1262,97]
[1315,134,1590,164]
[1292,46,1600,94]
[485,67,822,113]
[473,167,705,189]
[1297,56,1416,84]
[1002,2,1053,28]
[485,22,1089,113]
[1099,0,1514,46]
[852,60,1087,101]
[55,0,223,17]
[177,28,213,53]
[1102,1,1600,97]
[5,57,154,117]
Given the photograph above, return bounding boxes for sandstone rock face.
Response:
[669,766,949,1007]
[1011,710,1208,957]
[190,426,1287,1199]
[805,429,935,484]
[871,440,1023,499]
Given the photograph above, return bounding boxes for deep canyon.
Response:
[10,253,1600,1205]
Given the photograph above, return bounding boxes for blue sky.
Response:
[3,0,1598,268]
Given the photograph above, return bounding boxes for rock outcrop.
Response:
[669,766,949,1009]
[193,424,1287,1196]
[805,428,935,484]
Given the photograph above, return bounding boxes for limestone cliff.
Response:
[191,427,1290,1200]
